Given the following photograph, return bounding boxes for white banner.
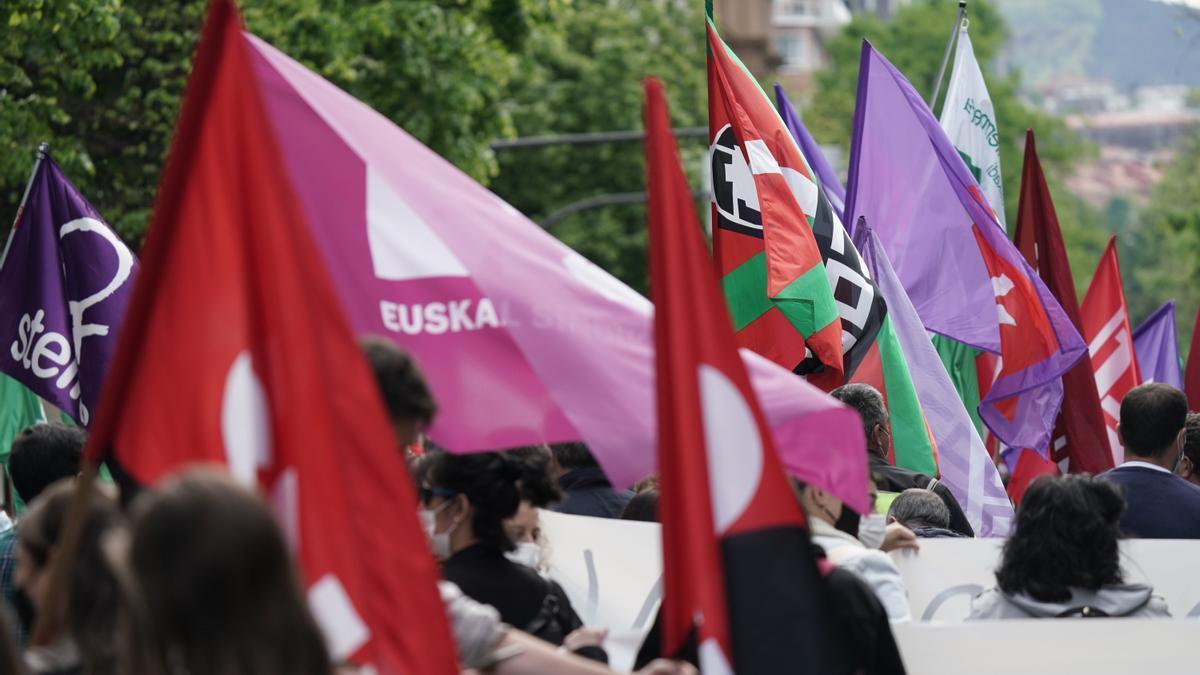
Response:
[891,538,1200,622]
[895,619,1198,675]
[940,25,1006,228]
[539,510,662,672]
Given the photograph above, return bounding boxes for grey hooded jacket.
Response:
[968,583,1172,619]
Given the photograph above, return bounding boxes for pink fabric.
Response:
[246,35,867,513]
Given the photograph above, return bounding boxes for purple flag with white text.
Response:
[0,154,137,426]
[855,223,1013,536]
[1133,301,1183,390]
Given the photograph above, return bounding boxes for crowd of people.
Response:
[0,339,1196,674]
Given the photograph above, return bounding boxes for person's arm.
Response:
[487,630,695,675]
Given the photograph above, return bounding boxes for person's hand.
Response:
[563,627,608,651]
[636,659,699,675]
[880,522,919,552]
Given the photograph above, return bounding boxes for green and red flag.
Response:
[707,21,844,391]
[647,75,856,674]
[851,311,939,477]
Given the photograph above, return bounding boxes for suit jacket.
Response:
[1101,465,1200,539]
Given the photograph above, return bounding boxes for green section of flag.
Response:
[772,263,840,338]
[0,374,43,469]
[723,253,837,339]
[0,374,46,513]
[932,334,986,439]
[722,252,774,331]
[957,149,982,184]
[876,316,938,476]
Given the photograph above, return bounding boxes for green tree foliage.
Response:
[1122,131,1200,349]
[488,0,708,294]
[995,0,1102,91]
[1,0,538,244]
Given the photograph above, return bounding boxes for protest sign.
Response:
[895,619,1197,675]
[892,538,1200,622]
[539,510,662,672]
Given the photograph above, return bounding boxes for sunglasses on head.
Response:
[420,486,459,506]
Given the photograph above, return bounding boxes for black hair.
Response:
[425,451,559,552]
[507,445,561,507]
[1183,412,1200,470]
[361,337,437,426]
[550,442,598,471]
[995,474,1126,603]
[1119,383,1187,458]
[830,384,887,456]
[8,423,86,503]
[621,489,659,522]
[887,488,950,530]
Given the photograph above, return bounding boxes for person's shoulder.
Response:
[872,462,929,490]
[839,546,903,577]
[967,588,1021,620]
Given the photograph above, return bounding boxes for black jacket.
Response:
[870,454,975,537]
[633,564,905,674]
[442,544,606,662]
[1102,465,1200,539]
[554,467,634,519]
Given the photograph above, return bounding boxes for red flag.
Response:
[1187,306,1200,410]
[646,77,851,673]
[1081,237,1142,466]
[707,23,844,391]
[1006,448,1061,505]
[1013,130,1113,474]
[84,1,458,672]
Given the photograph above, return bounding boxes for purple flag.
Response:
[0,154,137,426]
[856,223,1013,536]
[844,41,1086,453]
[773,83,846,219]
[1133,301,1183,390]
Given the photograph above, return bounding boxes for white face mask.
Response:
[505,541,542,570]
[420,500,457,560]
[857,513,887,550]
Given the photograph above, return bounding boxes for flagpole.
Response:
[929,0,968,110]
[0,142,50,269]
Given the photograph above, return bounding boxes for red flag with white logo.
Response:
[647,77,854,673]
[1081,237,1142,466]
[83,1,458,672]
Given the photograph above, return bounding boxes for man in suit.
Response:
[831,384,974,537]
[1102,383,1200,538]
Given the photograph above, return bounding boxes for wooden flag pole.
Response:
[29,459,99,646]
[929,0,968,111]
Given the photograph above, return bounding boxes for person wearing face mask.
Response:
[421,450,608,663]
[795,475,912,622]
[505,499,547,572]
[1101,383,1200,538]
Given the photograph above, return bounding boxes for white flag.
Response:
[940,25,1006,228]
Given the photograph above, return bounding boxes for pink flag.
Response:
[245,35,868,513]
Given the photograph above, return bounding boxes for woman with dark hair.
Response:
[422,451,607,662]
[117,470,333,675]
[16,479,123,675]
[969,474,1171,619]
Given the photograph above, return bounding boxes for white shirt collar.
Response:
[1120,460,1173,475]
